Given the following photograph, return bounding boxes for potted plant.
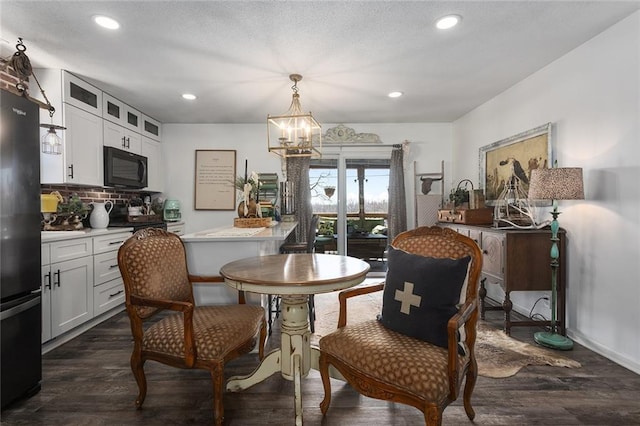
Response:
[449,186,470,208]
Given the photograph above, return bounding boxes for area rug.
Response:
[312,287,581,378]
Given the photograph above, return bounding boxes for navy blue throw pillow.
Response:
[378,246,471,348]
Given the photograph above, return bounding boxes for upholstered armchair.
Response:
[319,226,483,425]
[117,228,266,426]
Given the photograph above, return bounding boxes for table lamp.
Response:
[528,166,584,350]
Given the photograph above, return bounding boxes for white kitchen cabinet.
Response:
[141,137,164,192]
[34,69,103,186]
[34,68,162,186]
[42,238,94,341]
[92,232,131,317]
[62,71,103,116]
[102,93,125,125]
[41,244,52,343]
[104,119,142,154]
[41,230,132,344]
[40,103,104,186]
[123,104,142,133]
[141,113,162,141]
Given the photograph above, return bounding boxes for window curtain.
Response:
[286,157,311,242]
[388,144,407,242]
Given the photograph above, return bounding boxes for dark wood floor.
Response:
[2,302,640,425]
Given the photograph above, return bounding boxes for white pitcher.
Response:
[89,201,113,229]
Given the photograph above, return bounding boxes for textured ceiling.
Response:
[1,1,638,124]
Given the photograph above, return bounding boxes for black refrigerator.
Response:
[1,90,42,409]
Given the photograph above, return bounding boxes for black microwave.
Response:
[104,146,148,188]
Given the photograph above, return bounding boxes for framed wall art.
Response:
[194,149,236,210]
[479,123,553,205]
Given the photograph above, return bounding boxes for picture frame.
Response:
[194,149,236,210]
[479,123,553,205]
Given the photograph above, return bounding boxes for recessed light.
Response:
[436,14,461,30]
[93,15,120,30]
[182,93,197,100]
[388,91,404,98]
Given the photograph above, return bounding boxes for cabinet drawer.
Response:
[42,243,51,266]
[94,278,125,316]
[94,251,121,286]
[93,232,132,254]
[50,238,92,263]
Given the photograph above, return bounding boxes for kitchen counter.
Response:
[41,227,134,242]
[181,221,297,242]
[181,221,297,306]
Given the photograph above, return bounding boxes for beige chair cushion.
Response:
[320,319,468,404]
[144,305,265,360]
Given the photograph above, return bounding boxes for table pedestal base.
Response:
[226,295,311,425]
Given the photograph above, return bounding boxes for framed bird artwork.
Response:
[479,123,553,205]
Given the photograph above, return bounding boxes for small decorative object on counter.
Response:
[234,169,262,219]
[42,193,89,231]
[163,199,182,222]
[41,191,63,213]
[89,201,113,229]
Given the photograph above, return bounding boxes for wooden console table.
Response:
[440,223,566,336]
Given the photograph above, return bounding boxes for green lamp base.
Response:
[534,331,573,351]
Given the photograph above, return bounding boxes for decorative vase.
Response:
[89,201,113,229]
[237,199,258,218]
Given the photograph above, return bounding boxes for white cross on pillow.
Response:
[394,281,422,314]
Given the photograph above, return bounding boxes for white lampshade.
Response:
[528,168,584,201]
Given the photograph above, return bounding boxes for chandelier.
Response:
[267,74,321,158]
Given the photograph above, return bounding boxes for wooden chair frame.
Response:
[118,228,266,425]
[319,226,483,425]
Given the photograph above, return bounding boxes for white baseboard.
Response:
[569,329,640,375]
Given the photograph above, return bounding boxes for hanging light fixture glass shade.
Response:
[267,74,322,158]
[41,123,65,155]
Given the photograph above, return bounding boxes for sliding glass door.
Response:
[310,150,390,274]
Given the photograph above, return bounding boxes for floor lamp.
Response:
[528,167,584,350]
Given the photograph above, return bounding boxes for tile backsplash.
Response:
[40,184,153,207]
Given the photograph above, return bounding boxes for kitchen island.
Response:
[181,221,297,306]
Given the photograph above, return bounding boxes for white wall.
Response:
[162,122,452,234]
[452,12,640,373]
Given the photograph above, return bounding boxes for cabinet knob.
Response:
[54,269,61,287]
[44,271,52,290]
[68,164,74,179]
[483,249,488,255]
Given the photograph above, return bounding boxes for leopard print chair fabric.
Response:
[319,226,483,426]
[118,228,266,426]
